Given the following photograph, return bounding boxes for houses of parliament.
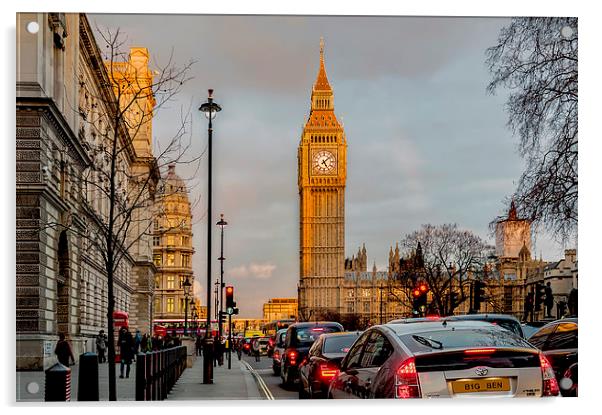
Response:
[296,40,577,324]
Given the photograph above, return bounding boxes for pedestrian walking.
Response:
[195,335,203,356]
[118,327,134,378]
[133,329,142,353]
[96,329,107,363]
[544,282,554,318]
[523,291,534,322]
[252,338,261,362]
[236,339,242,360]
[55,333,75,367]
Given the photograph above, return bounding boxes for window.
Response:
[182,236,189,246]
[154,297,161,313]
[344,332,370,370]
[528,324,556,349]
[153,254,162,267]
[179,298,186,312]
[154,276,160,289]
[545,323,578,350]
[166,297,174,312]
[154,219,159,230]
[167,275,175,289]
[153,236,161,246]
[182,254,190,268]
[179,276,186,288]
[167,235,175,246]
[166,253,175,266]
[360,332,393,368]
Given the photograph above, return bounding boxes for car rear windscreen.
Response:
[295,326,341,347]
[323,335,358,353]
[399,328,533,353]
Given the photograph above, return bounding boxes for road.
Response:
[238,352,298,400]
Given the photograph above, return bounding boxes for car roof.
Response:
[447,313,520,323]
[288,321,343,328]
[539,317,578,329]
[384,320,496,336]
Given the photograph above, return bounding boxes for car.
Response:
[242,337,255,355]
[390,314,525,338]
[272,328,288,375]
[299,331,362,399]
[255,337,270,355]
[522,321,549,339]
[281,321,344,388]
[527,318,578,397]
[328,320,559,399]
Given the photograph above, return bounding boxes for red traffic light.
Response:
[225,286,233,295]
[413,289,421,298]
[419,284,428,292]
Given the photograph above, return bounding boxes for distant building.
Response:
[152,164,196,326]
[262,298,298,321]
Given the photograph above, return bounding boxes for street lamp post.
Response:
[183,276,192,336]
[217,214,227,339]
[199,88,222,384]
[190,303,197,336]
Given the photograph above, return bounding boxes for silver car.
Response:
[272,328,287,375]
[329,320,559,399]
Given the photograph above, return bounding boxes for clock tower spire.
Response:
[298,38,347,320]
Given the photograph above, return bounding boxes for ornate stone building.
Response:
[152,164,196,327]
[298,39,347,320]
[262,298,298,321]
[16,13,158,370]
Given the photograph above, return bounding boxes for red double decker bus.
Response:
[153,318,218,338]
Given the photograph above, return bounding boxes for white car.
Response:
[329,320,559,399]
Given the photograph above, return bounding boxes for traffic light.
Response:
[412,283,429,316]
[473,280,486,311]
[225,285,234,308]
[535,283,545,311]
[219,311,227,325]
[449,291,459,309]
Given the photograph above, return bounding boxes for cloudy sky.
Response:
[92,14,570,318]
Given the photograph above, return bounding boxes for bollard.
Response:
[77,352,99,401]
[135,352,146,401]
[45,363,71,401]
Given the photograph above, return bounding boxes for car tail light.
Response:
[464,348,496,355]
[540,354,559,397]
[395,357,421,399]
[273,350,280,361]
[319,364,339,381]
[288,350,297,365]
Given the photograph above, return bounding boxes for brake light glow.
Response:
[395,357,421,399]
[540,354,559,397]
[288,350,297,365]
[312,327,324,332]
[464,348,496,355]
[273,350,280,361]
[319,364,339,381]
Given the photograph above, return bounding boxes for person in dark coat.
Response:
[96,329,108,363]
[55,333,75,367]
[544,282,554,318]
[195,335,203,356]
[118,327,134,378]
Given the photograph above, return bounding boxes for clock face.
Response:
[312,150,337,174]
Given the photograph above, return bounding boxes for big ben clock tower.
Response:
[298,38,347,320]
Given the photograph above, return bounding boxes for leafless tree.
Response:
[486,17,578,241]
[398,224,494,316]
[44,20,199,400]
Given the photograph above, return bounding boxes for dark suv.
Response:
[281,322,344,387]
[528,318,578,396]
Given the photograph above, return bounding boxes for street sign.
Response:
[226,306,234,315]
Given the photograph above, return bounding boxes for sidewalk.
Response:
[166,357,265,400]
[16,362,136,402]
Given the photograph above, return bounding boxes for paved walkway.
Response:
[17,356,265,402]
[166,356,265,400]
[17,361,136,402]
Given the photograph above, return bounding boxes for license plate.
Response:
[451,378,511,393]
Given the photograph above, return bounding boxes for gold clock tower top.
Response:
[297,38,347,319]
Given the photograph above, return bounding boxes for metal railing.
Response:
[135,346,187,401]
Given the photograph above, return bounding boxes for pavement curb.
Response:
[241,360,274,400]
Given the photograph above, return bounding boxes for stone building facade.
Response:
[297,39,347,320]
[262,298,298,322]
[16,13,158,370]
[152,164,196,327]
